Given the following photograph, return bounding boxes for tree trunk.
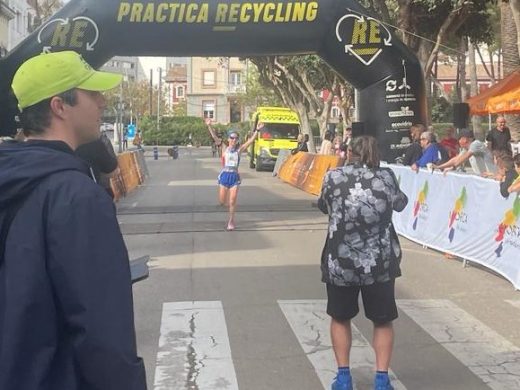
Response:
[502,1,520,75]
[294,102,316,153]
[501,0,520,141]
[510,0,520,59]
[459,38,468,102]
[468,40,483,139]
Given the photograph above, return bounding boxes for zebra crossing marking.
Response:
[153,301,238,390]
[397,299,520,390]
[278,300,406,390]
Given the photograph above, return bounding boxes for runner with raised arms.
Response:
[206,118,264,231]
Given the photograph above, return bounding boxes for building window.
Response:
[16,12,22,33]
[230,71,242,86]
[202,101,215,119]
[122,61,133,69]
[331,106,340,118]
[176,86,184,98]
[202,70,216,87]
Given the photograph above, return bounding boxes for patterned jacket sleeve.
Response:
[384,168,408,212]
[318,171,330,214]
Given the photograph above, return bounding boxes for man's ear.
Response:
[49,96,67,119]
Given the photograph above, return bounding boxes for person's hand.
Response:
[256,122,265,131]
[442,166,453,176]
[411,163,418,172]
[205,118,212,126]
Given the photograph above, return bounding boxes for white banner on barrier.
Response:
[388,165,520,290]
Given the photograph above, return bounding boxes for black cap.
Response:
[457,129,474,139]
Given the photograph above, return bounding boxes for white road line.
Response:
[153,301,238,390]
[505,300,520,310]
[278,300,406,390]
[167,179,276,186]
[397,299,520,390]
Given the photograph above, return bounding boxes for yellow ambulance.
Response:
[249,107,301,171]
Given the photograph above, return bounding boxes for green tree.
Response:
[234,64,281,108]
[248,55,353,152]
[28,0,64,30]
[363,1,497,88]
[103,79,168,125]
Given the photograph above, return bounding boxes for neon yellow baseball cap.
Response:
[12,51,123,111]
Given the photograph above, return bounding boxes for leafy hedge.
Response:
[139,116,253,145]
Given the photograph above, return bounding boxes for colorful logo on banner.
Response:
[448,186,467,242]
[495,195,520,257]
[412,181,428,230]
[335,12,392,66]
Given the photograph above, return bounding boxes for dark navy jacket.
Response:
[0,140,146,390]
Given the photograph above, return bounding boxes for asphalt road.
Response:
[119,146,520,390]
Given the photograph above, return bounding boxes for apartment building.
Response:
[435,63,496,97]
[187,57,249,124]
[100,56,146,82]
[0,1,15,57]
[164,63,187,108]
[6,0,34,51]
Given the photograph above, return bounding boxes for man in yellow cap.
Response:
[0,51,146,390]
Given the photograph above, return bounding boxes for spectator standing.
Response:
[507,154,520,193]
[488,151,518,198]
[122,127,128,150]
[486,116,512,154]
[320,131,333,155]
[411,131,446,171]
[303,133,310,152]
[440,126,459,159]
[343,127,353,146]
[333,135,343,157]
[0,51,146,389]
[133,130,143,150]
[319,136,408,390]
[402,124,426,165]
[292,133,309,154]
[435,129,497,175]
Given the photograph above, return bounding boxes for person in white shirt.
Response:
[206,118,262,230]
[434,129,497,175]
[320,130,333,155]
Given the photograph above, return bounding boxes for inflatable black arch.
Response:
[0,0,427,161]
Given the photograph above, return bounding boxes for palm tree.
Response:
[501,0,520,141]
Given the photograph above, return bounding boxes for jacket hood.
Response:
[0,140,88,207]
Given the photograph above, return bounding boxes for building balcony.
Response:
[227,84,246,94]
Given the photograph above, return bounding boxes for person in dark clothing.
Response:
[486,116,512,154]
[319,136,407,390]
[402,124,425,165]
[292,133,309,154]
[0,51,146,390]
[489,151,518,198]
[508,154,520,194]
[76,131,119,198]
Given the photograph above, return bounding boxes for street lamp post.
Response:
[157,67,162,134]
[117,82,123,153]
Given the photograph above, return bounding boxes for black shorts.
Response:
[326,280,398,324]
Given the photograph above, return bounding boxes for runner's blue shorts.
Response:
[218,171,241,188]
